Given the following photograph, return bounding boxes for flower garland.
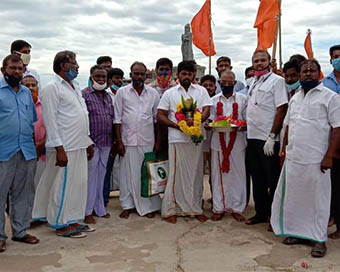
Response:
[217,101,238,173]
[175,96,203,144]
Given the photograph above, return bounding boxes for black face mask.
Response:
[133,79,144,88]
[221,85,234,95]
[4,73,22,87]
[180,79,191,89]
[300,80,319,91]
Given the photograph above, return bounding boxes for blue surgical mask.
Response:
[65,68,78,81]
[221,85,234,94]
[286,80,300,91]
[300,80,319,91]
[332,58,340,72]
[111,84,120,91]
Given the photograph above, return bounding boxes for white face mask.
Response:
[16,52,31,65]
[92,80,106,91]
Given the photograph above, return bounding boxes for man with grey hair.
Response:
[32,51,94,238]
[209,70,248,222]
[114,61,162,219]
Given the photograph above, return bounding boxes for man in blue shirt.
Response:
[323,45,340,240]
[0,54,39,253]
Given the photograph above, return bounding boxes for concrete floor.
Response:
[1,177,340,272]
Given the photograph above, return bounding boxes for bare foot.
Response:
[145,212,156,218]
[164,215,177,224]
[196,214,208,222]
[328,217,335,227]
[84,215,96,224]
[328,229,340,239]
[211,213,224,221]
[119,209,132,219]
[232,212,245,222]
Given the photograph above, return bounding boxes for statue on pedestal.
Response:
[181,23,194,61]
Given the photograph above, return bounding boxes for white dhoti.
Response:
[119,146,161,216]
[271,159,331,242]
[32,149,88,229]
[161,143,204,217]
[211,148,246,214]
[34,159,46,189]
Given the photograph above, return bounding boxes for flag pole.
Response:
[308,29,314,59]
[271,1,280,63]
[278,0,283,69]
[208,0,212,74]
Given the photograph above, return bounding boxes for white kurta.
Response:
[210,92,247,214]
[119,146,161,216]
[32,149,88,229]
[271,84,340,242]
[161,143,204,217]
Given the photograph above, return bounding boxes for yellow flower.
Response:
[176,103,183,112]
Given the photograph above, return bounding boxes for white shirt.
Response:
[40,75,93,151]
[157,83,212,143]
[106,88,116,106]
[285,84,340,164]
[210,92,247,151]
[113,83,160,146]
[246,72,288,141]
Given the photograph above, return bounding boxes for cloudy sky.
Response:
[0,0,339,87]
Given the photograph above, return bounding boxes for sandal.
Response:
[77,224,96,233]
[282,237,307,245]
[12,234,39,244]
[311,242,327,258]
[56,229,87,238]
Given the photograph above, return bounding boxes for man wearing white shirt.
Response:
[114,62,161,219]
[157,61,212,224]
[246,50,288,227]
[32,51,94,238]
[209,71,247,222]
[271,60,340,258]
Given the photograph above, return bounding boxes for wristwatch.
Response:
[269,133,276,139]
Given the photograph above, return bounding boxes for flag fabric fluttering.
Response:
[191,0,216,56]
[304,29,314,59]
[254,0,280,50]
[304,29,324,79]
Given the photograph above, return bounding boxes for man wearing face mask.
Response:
[283,60,301,98]
[215,56,245,94]
[149,58,176,97]
[22,74,46,189]
[239,66,255,96]
[157,61,212,224]
[0,55,40,253]
[82,65,113,224]
[114,62,162,219]
[209,70,248,222]
[32,51,94,238]
[323,44,340,240]
[271,59,340,258]
[103,67,124,205]
[8,40,41,87]
[246,50,288,227]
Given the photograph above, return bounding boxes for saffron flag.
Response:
[304,30,314,59]
[304,29,324,79]
[254,0,280,50]
[191,0,216,56]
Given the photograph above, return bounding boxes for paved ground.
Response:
[1,177,340,272]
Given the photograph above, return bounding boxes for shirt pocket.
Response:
[256,88,272,107]
[302,103,320,120]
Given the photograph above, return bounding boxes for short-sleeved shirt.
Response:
[246,72,288,141]
[323,71,340,94]
[82,87,114,147]
[157,83,212,143]
[285,84,340,164]
[210,92,247,152]
[0,79,37,161]
[113,83,160,146]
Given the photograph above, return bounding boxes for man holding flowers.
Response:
[157,61,212,224]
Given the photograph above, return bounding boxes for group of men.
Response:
[1,39,340,259]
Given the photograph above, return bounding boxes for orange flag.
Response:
[304,29,314,59]
[254,0,280,50]
[191,0,216,56]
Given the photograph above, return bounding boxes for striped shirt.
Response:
[82,87,114,147]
